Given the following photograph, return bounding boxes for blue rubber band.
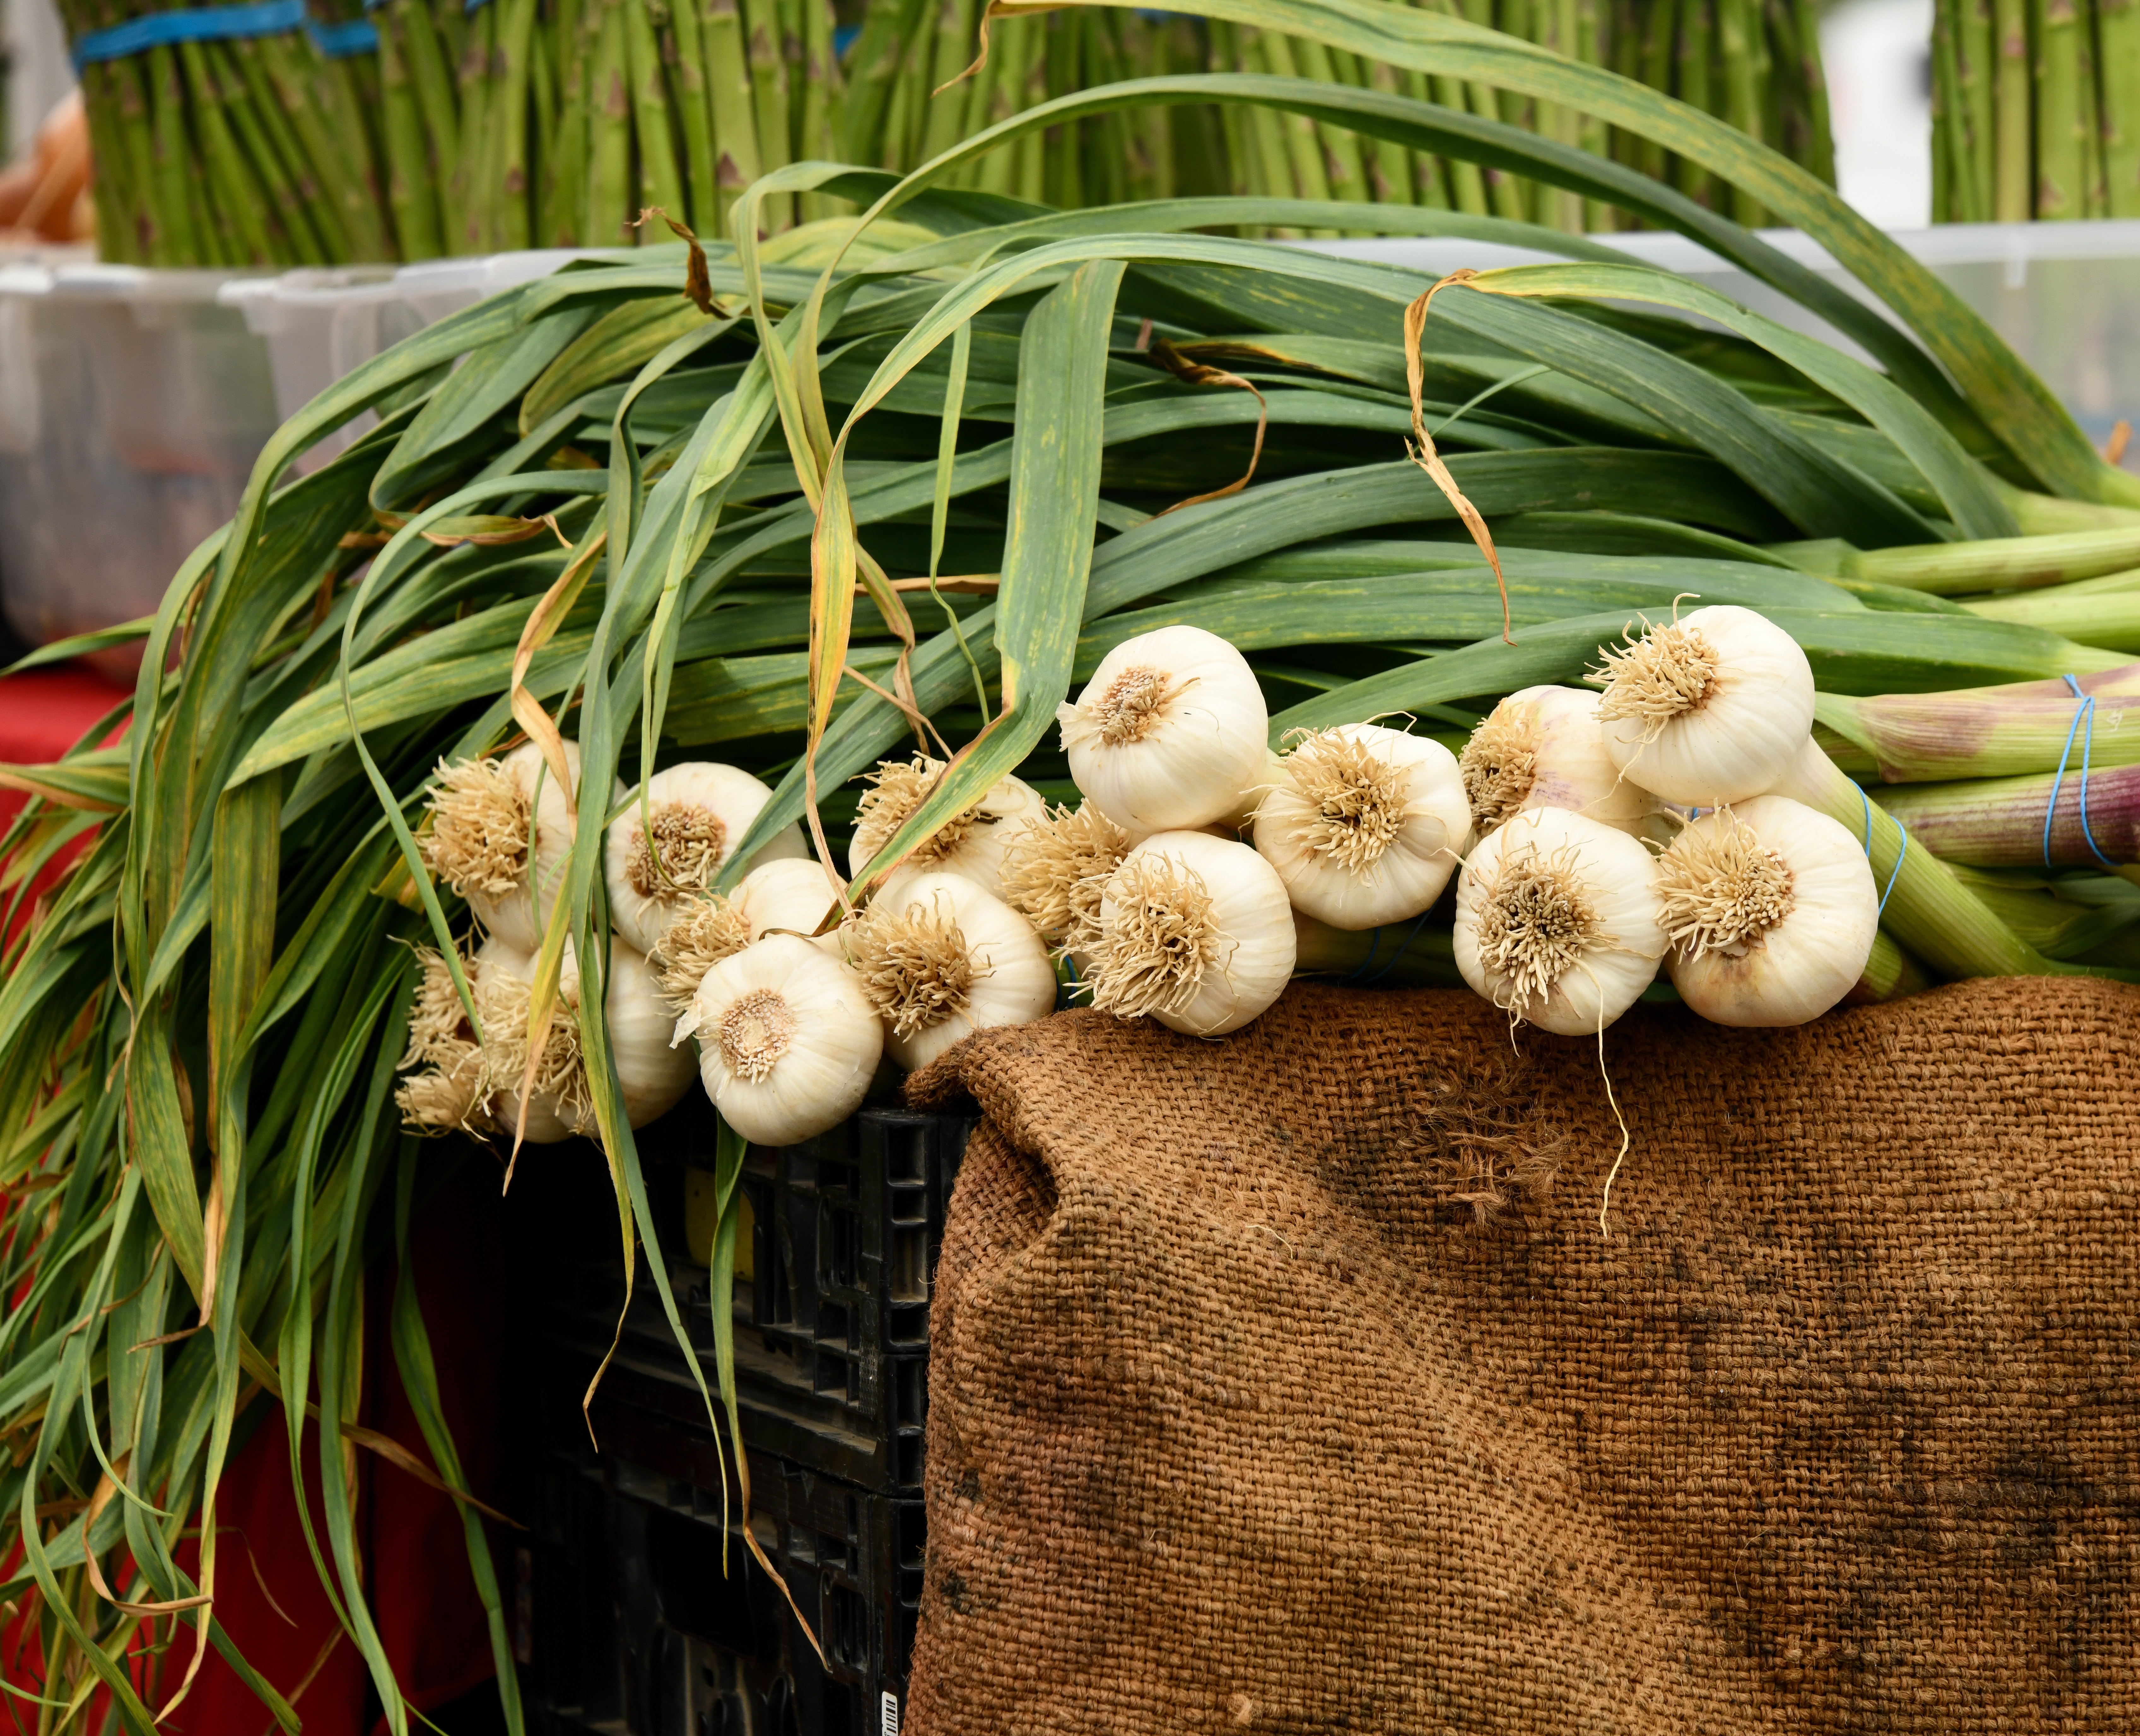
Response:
[2043,673,2120,872]
[833,21,859,56]
[1857,785,1907,919]
[308,15,376,54]
[1356,906,1439,986]
[1339,927,1387,985]
[73,0,301,66]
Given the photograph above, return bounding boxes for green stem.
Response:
[740,0,793,227]
[378,7,444,258]
[489,0,539,250]
[583,0,632,243]
[668,0,719,230]
[2101,0,2140,214]
[452,1,496,252]
[624,0,686,228]
[702,0,759,231]
[1996,0,2036,218]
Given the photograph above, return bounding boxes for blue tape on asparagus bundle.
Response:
[72,0,377,65]
[308,14,377,54]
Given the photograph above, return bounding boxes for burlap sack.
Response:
[904,976,2140,1733]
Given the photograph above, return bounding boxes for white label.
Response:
[880,1691,900,1735]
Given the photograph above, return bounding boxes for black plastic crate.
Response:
[513,1412,923,1736]
[531,1106,973,1496]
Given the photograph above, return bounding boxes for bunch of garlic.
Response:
[847,755,1046,900]
[1656,796,1878,1026]
[1461,686,1662,841]
[1088,831,1296,1035]
[1590,605,1815,806]
[1452,806,1665,1036]
[1058,625,1270,833]
[1253,724,1472,928]
[420,741,622,954]
[649,857,846,1013]
[678,934,883,1147]
[842,872,1058,1070]
[606,761,809,956]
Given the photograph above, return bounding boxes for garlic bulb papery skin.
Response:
[998,801,1132,955]
[1659,796,1878,1028]
[1057,625,1270,833]
[597,939,702,1127]
[680,934,882,1147]
[846,755,1046,901]
[1453,806,1665,1037]
[606,762,809,956]
[736,857,845,948]
[1463,686,1661,841]
[1591,605,1815,806]
[1253,724,1472,929]
[648,859,847,1015]
[844,871,1057,1071]
[1090,831,1296,1037]
[422,740,622,955]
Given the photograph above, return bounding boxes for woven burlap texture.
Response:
[904,976,2140,1733]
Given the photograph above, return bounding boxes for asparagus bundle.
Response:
[1932,0,2140,220]
[3,11,2137,1725]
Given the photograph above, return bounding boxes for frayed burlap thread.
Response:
[905,976,2140,1733]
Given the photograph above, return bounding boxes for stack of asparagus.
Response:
[1932,0,2140,221]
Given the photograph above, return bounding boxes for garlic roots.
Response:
[844,871,1057,1070]
[1089,830,1296,1036]
[680,934,882,1146]
[1254,724,1471,928]
[606,761,808,956]
[421,741,622,954]
[396,944,493,1136]
[649,858,845,1013]
[1659,796,1878,1027]
[1453,806,1665,1036]
[847,755,1046,899]
[1590,604,1815,806]
[1058,625,1270,833]
[1463,685,1662,840]
[998,801,1131,954]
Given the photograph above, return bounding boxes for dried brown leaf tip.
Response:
[633,205,716,315]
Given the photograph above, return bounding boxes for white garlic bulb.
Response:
[1058,625,1270,833]
[680,934,883,1147]
[1453,805,1665,1036]
[843,871,1057,1071]
[998,801,1132,955]
[1591,605,1815,806]
[647,857,847,1015]
[474,935,697,1141]
[606,762,809,956]
[846,755,1046,900]
[1253,724,1471,929]
[421,740,624,954]
[1659,796,1878,1027]
[1462,685,1662,840]
[1089,830,1296,1036]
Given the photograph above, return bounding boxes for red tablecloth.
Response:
[0,663,505,1734]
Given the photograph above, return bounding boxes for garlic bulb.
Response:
[421,740,622,954]
[844,871,1057,1071]
[1253,724,1471,929]
[1089,830,1296,1036]
[679,934,882,1146]
[1462,685,1661,839]
[1591,605,1815,806]
[474,935,698,1141]
[847,755,1046,900]
[998,801,1132,954]
[606,762,809,956]
[1453,805,1664,1036]
[648,858,847,1013]
[1058,625,1270,833]
[1658,796,1878,1027]
[396,944,494,1136]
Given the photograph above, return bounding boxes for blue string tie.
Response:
[2043,673,2121,873]
[1857,786,1908,920]
[73,0,378,66]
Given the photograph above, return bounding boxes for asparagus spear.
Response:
[703,0,761,232]
[2103,0,2140,214]
[2035,0,2084,217]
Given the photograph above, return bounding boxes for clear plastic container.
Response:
[1311,219,2140,462]
[0,262,278,662]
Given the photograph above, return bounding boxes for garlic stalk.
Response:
[846,754,1047,900]
[998,801,1132,955]
[474,936,698,1142]
[1089,830,1296,1036]
[1590,605,1815,805]
[1058,625,1270,833]
[1253,724,1471,928]
[1657,797,1878,1027]
[606,761,808,956]
[844,871,1057,1070]
[396,944,494,1136]
[648,858,846,1013]
[420,741,622,954]
[678,934,883,1147]
[1461,685,1662,840]
[1453,806,1665,1035]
